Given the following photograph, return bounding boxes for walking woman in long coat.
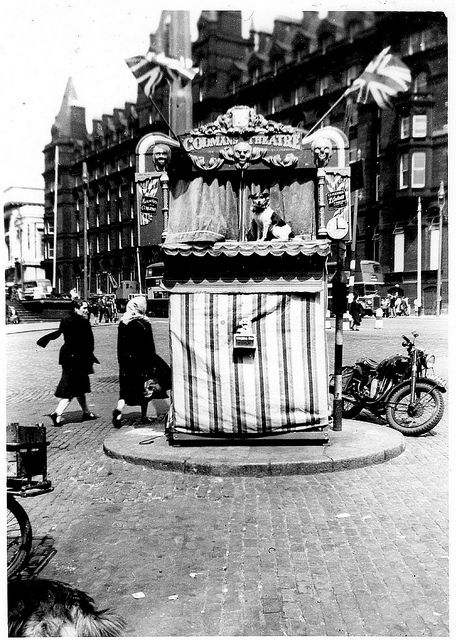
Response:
[37,299,99,425]
[112,296,167,427]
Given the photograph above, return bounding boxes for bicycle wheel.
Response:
[7,494,32,577]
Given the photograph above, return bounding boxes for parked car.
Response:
[22,279,52,300]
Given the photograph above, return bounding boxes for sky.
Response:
[1,1,451,193]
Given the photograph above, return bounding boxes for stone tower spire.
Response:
[51,77,87,141]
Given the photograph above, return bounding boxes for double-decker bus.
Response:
[145,262,169,317]
[327,259,384,316]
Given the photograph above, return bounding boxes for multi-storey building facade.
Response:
[4,186,45,288]
[42,10,448,312]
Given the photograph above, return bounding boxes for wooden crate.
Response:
[7,423,48,482]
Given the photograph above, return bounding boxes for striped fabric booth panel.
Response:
[169,292,329,435]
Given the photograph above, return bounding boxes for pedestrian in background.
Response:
[349,293,364,331]
[37,299,99,426]
[112,296,162,427]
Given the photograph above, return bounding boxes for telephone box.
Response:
[137,107,350,440]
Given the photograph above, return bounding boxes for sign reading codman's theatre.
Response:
[134,105,352,441]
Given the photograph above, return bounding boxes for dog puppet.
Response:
[247,190,293,241]
[8,578,126,637]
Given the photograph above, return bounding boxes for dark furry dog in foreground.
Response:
[8,579,126,637]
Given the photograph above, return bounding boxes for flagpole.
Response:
[52,145,59,290]
[307,88,353,137]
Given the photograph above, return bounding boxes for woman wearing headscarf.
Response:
[37,299,99,425]
[112,296,166,427]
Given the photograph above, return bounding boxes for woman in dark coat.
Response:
[112,296,167,427]
[37,299,99,426]
[349,293,364,331]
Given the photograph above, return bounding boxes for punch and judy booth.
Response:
[137,107,350,442]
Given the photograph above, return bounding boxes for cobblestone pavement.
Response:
[6,316,449,636]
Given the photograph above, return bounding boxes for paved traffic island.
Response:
[103,419,404,476]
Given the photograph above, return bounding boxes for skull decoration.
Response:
[233,141,253,169]
[152,144,171,171]
[311,136,333,168]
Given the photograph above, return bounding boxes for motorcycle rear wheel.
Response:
[385,381,444,436]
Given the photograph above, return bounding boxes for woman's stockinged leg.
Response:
[51,398,71,426]
[78,395,98,420]
[77,394,90,413]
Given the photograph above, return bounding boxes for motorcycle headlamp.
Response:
[425,354,435,367]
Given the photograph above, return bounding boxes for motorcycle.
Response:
[331,332,446,436]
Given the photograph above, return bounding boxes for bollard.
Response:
[325,310,331,329]
[375,307,383,329]
[343,312,351,331]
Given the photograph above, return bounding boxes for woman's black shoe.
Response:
[50,412,62,427]
[81,412,98,421]
[112,409,122,428]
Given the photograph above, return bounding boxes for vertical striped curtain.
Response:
[169,292,329,435]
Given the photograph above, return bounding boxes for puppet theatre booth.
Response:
[141,107,350,443]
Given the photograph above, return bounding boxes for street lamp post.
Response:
[416,197,422,315]
[82,162,89,300]
[436,180,445,317]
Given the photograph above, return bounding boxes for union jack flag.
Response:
[349,47,411,109]
[125,50,197,99]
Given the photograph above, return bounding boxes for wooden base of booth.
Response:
[166,428,329,447]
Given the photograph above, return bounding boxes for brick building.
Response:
[42,10,448,312]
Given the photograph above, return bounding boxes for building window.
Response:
[407,30,432,55]
[400,116,410,139]
[347,21,361,42]
[413,72,428,93]
[393,227,405,273]
[376,133,380,157]
[349,139,358,163]
[372,226,380,262]
[130,203,134,219]
[411,152,426,188]
[118,231,122,249]
[130,227,134,246]
[76,240,80,257]
[95,192,99,205]
[75,199,80,212]
[107,190,110,202]
[107,234,111,251]
[199,88,203,102]
[345,65,359,86]
[96,236,100,253]
[375,174,380,201]
[231,79,237,94]
[319,76,329,96]
[293,86,305,106]
[45,241,54,259]
[350,103,358,126]
[268,97,276,115]
[107,208,111,225]
[118,185,122,198]
[96,212,100,227]
[429,223,440,270]
[412,114,427,138]
[399,154,409,189]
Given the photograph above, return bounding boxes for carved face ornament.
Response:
[311,137,333,167]
[233,141,252,168]
[152,144,171,171]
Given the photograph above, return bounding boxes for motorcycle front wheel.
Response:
[385,381,444,436]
